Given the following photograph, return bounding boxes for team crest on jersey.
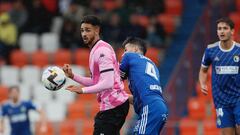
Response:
[233,55,239,62]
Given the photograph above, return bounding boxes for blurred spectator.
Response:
[63,1,89,23]
[123,14,147,39]
[8,0,28,33]
[22,0,52,34]
[60,18,83,49]
[146,16,166,48]
[102,13,124,46]
[58,0,72,15]
[0,12,17,63]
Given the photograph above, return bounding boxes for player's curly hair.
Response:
[80,15,101,27]
[122,37,147,55]
[216,17,234,29]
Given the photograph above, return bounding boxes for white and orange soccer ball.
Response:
[41,66,66,91]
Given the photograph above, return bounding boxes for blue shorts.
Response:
[216,103,240,128]
[133,99,168,135]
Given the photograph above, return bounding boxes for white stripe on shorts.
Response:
[139,105,148,134]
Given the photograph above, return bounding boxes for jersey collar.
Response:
[218,41,235,52]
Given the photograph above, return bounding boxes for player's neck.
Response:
[89,37,100,49]
[220,39,234,50]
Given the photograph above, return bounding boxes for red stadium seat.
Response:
[188,97,206,120]
[145,47,161,66]
[103,0,117,11]
[137,15,150,28]
[31,50,49,68]
[10,49,28,67]
[179,117,198,135]
[0,85,8,103]
[157,14,177,35]
[74,48,90,69]
[165,0,183,16]
[53,49,72,66]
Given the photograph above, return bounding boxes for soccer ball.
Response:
[42,66,66,91]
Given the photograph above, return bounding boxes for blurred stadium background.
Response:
[0,0,239,134]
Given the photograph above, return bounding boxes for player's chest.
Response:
[211,52,240,66]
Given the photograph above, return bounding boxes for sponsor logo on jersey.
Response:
[215,66,239,74]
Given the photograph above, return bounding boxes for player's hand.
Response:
[62,64,74,79]
[200,85,208,95]
[66,85,83,94]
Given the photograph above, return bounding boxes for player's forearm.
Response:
[82,71,114,94]
[128,94,133,105]
[73,74,94,86]
[199,67,208,87]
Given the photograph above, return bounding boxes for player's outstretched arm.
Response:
[199,66,209,95]
[62,64,94,86]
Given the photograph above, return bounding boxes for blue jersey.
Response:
[201,41,240,108]
[120,52,164,114]
[1,100,37,135]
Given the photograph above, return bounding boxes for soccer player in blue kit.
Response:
[199,17,240,135]
[120,37,168,135]
[0,86,47,135]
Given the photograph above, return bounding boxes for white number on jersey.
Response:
[145,62,158,81]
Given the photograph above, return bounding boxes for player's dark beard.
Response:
[85,36,95,47]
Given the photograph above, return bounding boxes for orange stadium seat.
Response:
[53,49,72,66]
[145,47,161,66]
[60,120,77,135]
[203,119,220,135]
[179,117,198,135]
[157,14,177,35]
[31,50,49,68]
[165,0,183,16]
[68,101,86,120]
[10,49,28,67]
[35,122,54,135]
[81,118,94,134]
[74,48,90,69]
[0,85,8,103]
[187,97,206,120]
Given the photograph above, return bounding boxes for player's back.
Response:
[120,52,164,112]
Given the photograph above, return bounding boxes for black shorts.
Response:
[93,100,129,135]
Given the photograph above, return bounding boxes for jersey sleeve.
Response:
[25,101,37,110]
[96,47,114,73]
[120,53,130,80]
[201,48,212,68]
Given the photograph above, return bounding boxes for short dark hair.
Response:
[122,37,147,55]
[80,15,101,27]
[216,17,234,29]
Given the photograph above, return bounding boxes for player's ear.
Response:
[95,26,100,35]
[231,29,234,36]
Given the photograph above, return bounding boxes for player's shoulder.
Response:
[122,52,140,58]
[207,41,219,49]
[235,41,240,47]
